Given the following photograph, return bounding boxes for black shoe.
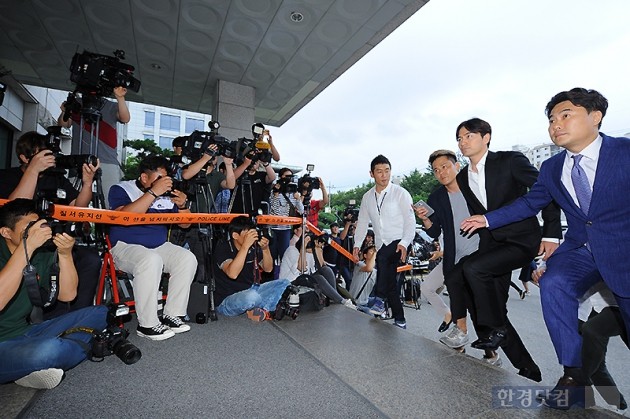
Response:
[541,375,592,410]
[438,320,453,333]
[471,329,507,350]
[620,394,628,410]
[518,364,542,383]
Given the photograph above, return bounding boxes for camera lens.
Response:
[112,338,142,365]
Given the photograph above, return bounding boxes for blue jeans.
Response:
[0,305,108,383]
[217,279,291,317]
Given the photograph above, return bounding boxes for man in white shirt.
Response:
[353,155,416,329]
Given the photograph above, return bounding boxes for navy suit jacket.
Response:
[485,134,630,297]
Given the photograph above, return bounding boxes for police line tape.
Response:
[0,199,413,270]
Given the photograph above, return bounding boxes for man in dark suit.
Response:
[461,88,630,409]
[454,118,562,354]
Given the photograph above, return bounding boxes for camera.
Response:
[69,49,141,97]
[91,303,141,365]
[298,164,320,193]
[277,175,298,194]
[343,199,360,223]
[273,285,299,320]
[306,232,331,249]
[234,122,273,166]
[43,126,98,171]
[179,121,236,162]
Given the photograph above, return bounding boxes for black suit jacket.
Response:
[424,186,463,275]
[456,151,562,252]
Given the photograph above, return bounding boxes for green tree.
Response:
[121,139,173,180]
[400,168,439,203]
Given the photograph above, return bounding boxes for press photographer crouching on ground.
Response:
[214,216,291,321]
[0,131,102,319]
[0,199,107,389]
[279,233,356,310]
[108,155,196,341]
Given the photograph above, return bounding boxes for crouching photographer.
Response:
[279,233,356,310]
[0,199,108,389]
[214,216,292,321]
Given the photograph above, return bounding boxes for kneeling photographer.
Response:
[0,131,102,320]
[279,233,356,310]
[214,216,291,321]
[0,199,108,389]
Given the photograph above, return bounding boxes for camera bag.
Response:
[292,274,326,312]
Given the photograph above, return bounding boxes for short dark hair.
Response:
[428,149,457,165]
[172,137,185,148]
[16,131,48,161]
[139,155,169,175]
[330,222,339,228]
[362,244,376,255]
[545,88,608,128]
[456,118,492,146]
[370,155,391,172]
[279,167,292,177]
[228,215,255,236]
[0,199,38,230]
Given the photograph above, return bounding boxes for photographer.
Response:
[181,143,236,209]
[279,234,355,309]
[269,168,303,264]
[337,213,357,290]
[57,86,130,201]
[108,155,196,341]
[214,216,290,321]
[303,176,328,228]
[0,131,102,319]
[231,157,276,215]
[0,199,107,389]
[348,244,377,308]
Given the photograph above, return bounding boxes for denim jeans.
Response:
[0,305,108,383]
[217,279,291,317]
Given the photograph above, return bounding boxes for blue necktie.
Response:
[571,154,591,215]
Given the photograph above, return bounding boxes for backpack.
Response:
[293,274,326,312]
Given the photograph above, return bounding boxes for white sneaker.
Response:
[15,368,64,389]
[342,299,357,309]
[161,314,191,333]
[483,352,503,367]
[137,323,175,341]
[439,326,469,348]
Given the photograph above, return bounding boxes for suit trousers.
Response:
[375,240,405,322]
[462,243,535,330]
[448,255,536,370]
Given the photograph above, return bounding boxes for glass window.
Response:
[185,118,204,133]
[144,111,155,127]
[160,114,180,131]
[144,134,154,141]
[159,136,173,150]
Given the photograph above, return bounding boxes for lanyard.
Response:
[375,191,387,216]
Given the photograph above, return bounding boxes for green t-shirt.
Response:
[0,240,55,342]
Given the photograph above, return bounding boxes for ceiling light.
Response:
[290,11,303,23]
[151,63,162,70]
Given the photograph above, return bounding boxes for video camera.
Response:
[298,164,320,194]
[180,121,236,162]
[342,199,359,223]
[91,303,141,365]
[69,49,141,97]
[234,123,273,166]
[44,126,98,171]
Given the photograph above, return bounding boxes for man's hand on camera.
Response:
[113,86,127,99]
[169,189,187,209]
[81,158,100,184]
[243,229,259,249]
[28,150,56,174]
[258,235,270,250]
[24,220,52,251]
[150,175,172,196]
[52,233,75,256]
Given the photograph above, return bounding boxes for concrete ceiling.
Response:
[0,0,429,126]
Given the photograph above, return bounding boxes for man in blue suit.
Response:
[461,88,630,409]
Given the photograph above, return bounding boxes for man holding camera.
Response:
[214,216,290,321]
[231,157,276,215]
[108,155,197,341]
[0,199,107,389]
[303,176,328,228]
[0,131,102,319]
[58,86,130,201]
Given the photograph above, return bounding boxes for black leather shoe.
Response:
[471,329,507,350]
[518,364,542,383]
[438,320,452,333]
[541,375,592,410]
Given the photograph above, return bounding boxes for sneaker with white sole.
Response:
[368,297,386,316]
[137,323,175,341]
[394,320,407,329]
[439,326,469,348]
[483,352,503,367]
[342,299,356,309]
[15,368,64,389]
[161,314,191,333]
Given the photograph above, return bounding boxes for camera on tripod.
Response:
[69,49,141,97]
[43,126,98,171]
[235,123,273,166]
[91,303,141,365]
[342,199,360,223]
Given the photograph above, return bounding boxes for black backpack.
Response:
[293,274,326,312]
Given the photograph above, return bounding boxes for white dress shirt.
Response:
[354,181,416,251]
[561,135,601,209]
[467,150,488,209]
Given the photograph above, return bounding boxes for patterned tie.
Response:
[571,154,591,215]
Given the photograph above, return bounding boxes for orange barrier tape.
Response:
[397,264,413,272]
[306,221,358,264]
[48,204,246,225]
[255,214,302,226]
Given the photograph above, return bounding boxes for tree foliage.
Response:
[121,139,173,180]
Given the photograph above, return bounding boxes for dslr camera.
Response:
[343,199,360,223]
[91,303,142,365]
[43,126,98,171]
[273,285,300,320]
[277,175,298,194]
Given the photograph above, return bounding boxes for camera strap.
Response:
[58,327,96,358]
[22,229,60,324]
[281,192,302,216]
